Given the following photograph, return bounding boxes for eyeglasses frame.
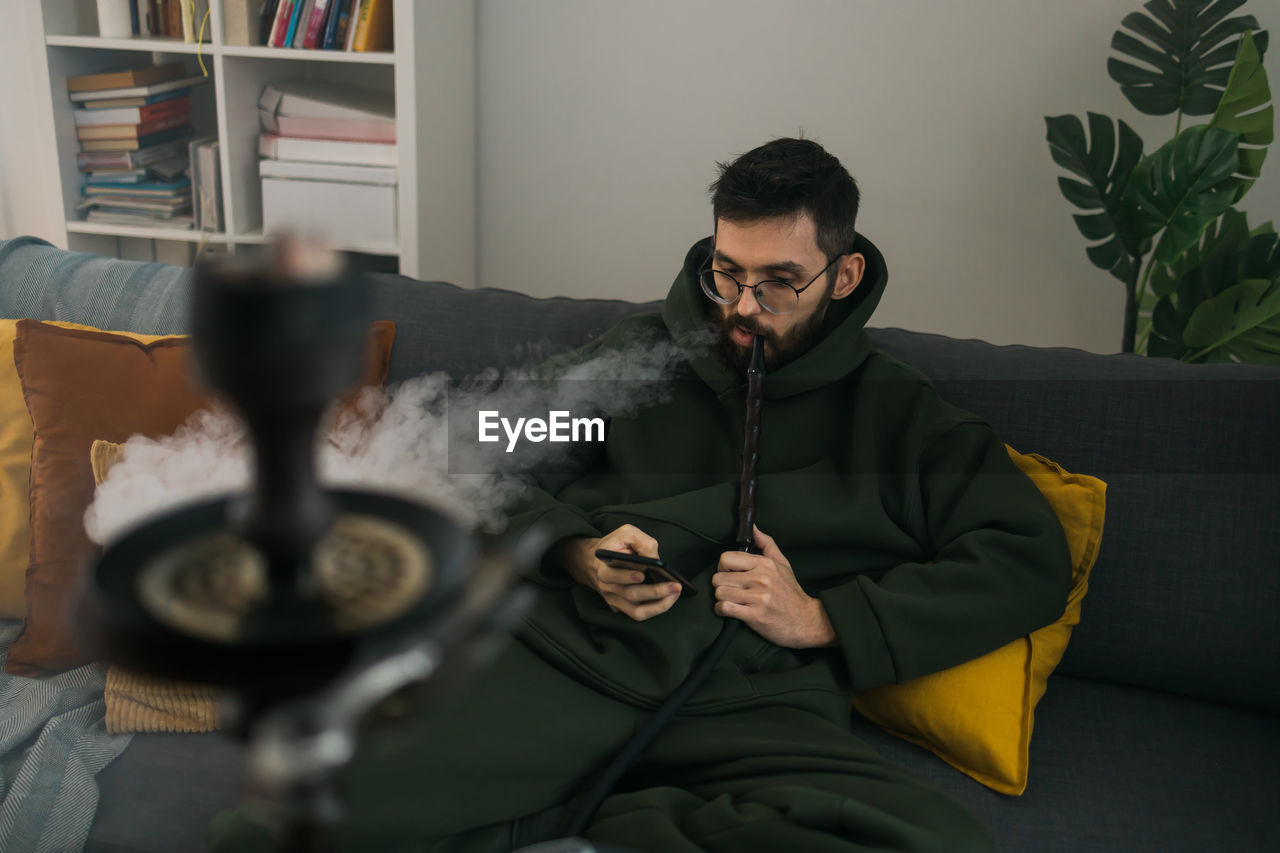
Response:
[699,249,848,316]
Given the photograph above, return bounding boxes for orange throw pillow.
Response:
[5,319,395,676]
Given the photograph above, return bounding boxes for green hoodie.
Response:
[500,234,1072,723]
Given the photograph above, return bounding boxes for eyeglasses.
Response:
[699,253,845,315]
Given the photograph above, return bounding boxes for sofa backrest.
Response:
[2,238,1277,715]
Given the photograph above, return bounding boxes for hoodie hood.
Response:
[661,232,889,399]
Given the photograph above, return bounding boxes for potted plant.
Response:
[1046,0,1276,363]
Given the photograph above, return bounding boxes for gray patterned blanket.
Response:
[0,620,133,853]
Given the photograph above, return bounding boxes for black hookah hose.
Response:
[564,336,765,838]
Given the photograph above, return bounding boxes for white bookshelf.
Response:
[33,0,476,285]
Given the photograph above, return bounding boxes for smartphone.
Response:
[594,548,698,596]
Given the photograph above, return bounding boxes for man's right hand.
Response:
[550,525,681,621]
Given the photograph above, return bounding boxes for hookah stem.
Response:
[565,336,765,838]
[736,334,765,550]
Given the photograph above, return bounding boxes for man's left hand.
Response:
[712,526,838,649]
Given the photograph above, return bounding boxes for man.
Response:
[211,138,1072,852]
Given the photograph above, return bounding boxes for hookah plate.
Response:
[76,489,471,689]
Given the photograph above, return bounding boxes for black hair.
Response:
[709,137,860,263]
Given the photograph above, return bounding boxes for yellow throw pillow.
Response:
[91,438,223,734]
[851,445,1106,796]
[0,321,172,617]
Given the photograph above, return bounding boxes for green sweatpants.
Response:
[207,640,994,853]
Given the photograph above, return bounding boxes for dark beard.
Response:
[710,286,834,372]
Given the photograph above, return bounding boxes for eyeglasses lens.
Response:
[699,270,798,315]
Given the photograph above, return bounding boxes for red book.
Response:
[270,0,297,47]
[74,96,191,127]
[303,0,332,48]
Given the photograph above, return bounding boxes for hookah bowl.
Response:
[73,245,525,850]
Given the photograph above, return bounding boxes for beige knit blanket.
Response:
[103,667,222,734]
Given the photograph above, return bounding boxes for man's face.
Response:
[707,214,857,371]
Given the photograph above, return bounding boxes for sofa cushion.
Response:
[86,733,246,853]
[5,320,395,676]
[865,328,1280,716]
[851,674,1280,852]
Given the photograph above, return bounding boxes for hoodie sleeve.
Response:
[817,420,1073,690]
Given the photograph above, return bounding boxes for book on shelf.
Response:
[67,61,186,93]
[282,0,306,46]
[224,0,265,46]
[78,89,189,110]
[84,177,192,197]
[255,0,281,44]
[85,210,195,230]
[79,196,190,213]
[259,158,395,184]
[81,126,193,153]
[180,1,212,43]
[86,168,149,185]
[69,74,208,104]
[259,80,393,122]
[168,0,183,38]
[77,113,191,141]
[74,95,190,126]
[148,155,190,181]
[352,0,392,52]
[259,132,396,166]
[323,0,354,49]
[187,136,223,232]
[303,0,333,49]
[77,140,190,171]
[258,80,395,143]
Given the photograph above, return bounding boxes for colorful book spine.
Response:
[259,0,281,45]
[322,0,346,49]
[344,0,362,50]
[351,0,391,52]
[303,0,331,49]
[284,0,308,47]
[270,0,296,46]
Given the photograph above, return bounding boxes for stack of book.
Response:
[258,80,397,244]
[70,62,208,229]
[256,0,392,52]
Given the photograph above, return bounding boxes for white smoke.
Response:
[84,330,709,546]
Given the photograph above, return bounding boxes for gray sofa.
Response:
[0,236,1277,852]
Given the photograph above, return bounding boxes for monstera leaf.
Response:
[1108,0,1268,117]
[1146,212,1280,358]
[1209,30,1274,202]
[1181,278,1280,362]
[1151,207,1252,298]
[1125,124,1241,263]
[1045,112,1146,283]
